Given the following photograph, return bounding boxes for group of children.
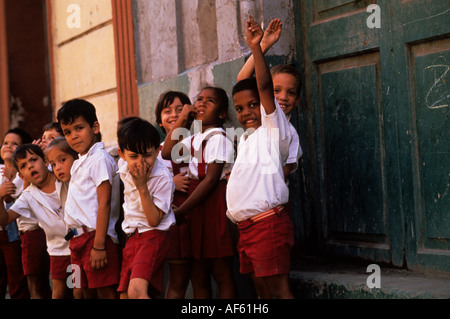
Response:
[0,16,302,299]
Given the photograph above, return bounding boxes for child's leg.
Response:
[3,240,29,299]
[26,275,42,299]
[0,253,6,298]
[250,272,271,299]
[127,278,150,299]
[262,274,294,299]
[119,291,128,299]
[191,259,212,299]
[96,285,118,299]
[212,256,237,299]
[73,287,83,299]
[165,259,191,299]
[81,288,97,299]
[51,279,71,299]
[21,229,51,299]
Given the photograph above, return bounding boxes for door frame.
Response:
[111,0,139,119]
[0,0,9,137]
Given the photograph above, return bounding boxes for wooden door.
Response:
[391,0,450,272]
[294,0,450,271]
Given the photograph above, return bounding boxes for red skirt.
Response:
[166,191,191,259]
[188,179,234,259]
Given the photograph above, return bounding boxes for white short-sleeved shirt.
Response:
[0,165,39,232]
[64,142,120,243]
[10,181,70,256]
[119,158,175,234]
[226,99,293,223]
[157,142,189,177]
[286,121,302,166]
[178,128,234,180]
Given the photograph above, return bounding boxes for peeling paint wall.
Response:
[133,0,297,131]
[47,0,296,147]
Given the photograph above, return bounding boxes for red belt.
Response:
[238,205,284,226]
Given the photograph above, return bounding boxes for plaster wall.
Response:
[50,0,119,148]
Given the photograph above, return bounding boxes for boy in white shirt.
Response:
[236,18,303,180]
[226,15,295,299]
[0,144,72,298]
[57,99,121,299]
[116,117,175,299]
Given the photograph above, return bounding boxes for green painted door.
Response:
[293,0,450,271]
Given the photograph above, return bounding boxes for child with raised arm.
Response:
[161,87,237,299]
[116,118,175,299]
[237,18,302,180]
[57,99,121,299]
[0,128,31,299]
[33,122,63,150]
[226,15,295,299]
[155,91,192,299]
[0,143,77,299]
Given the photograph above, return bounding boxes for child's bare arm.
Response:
[283,163,297,181]
[174,162,224,217]
[237,18,282,82]
[0,201,20,226]
[161,104,197,161]
[91,180,111,270]
[247,15,276,115]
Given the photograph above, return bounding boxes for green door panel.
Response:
[294,0,450,271]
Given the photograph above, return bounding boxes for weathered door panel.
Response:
[296,0,450,271]
[319,53,390,259]
[299,0,400,265]
[391,0,450,271]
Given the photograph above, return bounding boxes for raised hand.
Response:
[129,159,151,191]
[261,18,282,52]
[1,165,15,182]
[246,14,264,49]
[0,180,16,200]
[180,104,197,122]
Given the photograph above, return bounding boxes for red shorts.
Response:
[50,256,71,280]
[237,208,294,277]
[166,191,191,260]
[118,230,169,295]
[69,231,120,289]
[20,228,50,276]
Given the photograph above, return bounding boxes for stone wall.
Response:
[133,0,297,130]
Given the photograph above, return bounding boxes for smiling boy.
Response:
[226,15,294,299]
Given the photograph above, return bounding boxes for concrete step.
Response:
[290,257,450,299]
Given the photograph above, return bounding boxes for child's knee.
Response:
[127,278,150,299]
